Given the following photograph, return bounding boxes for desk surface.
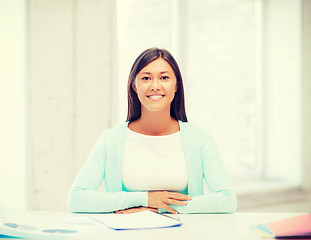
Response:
[0,212,307,240]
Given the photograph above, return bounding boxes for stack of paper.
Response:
[90,210,182,230]
[252,213,311,238]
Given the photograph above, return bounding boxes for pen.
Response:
[153,211,181,222]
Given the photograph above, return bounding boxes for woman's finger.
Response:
[166,198,188,206]
[167,192,192,201]
[161,204,178,214]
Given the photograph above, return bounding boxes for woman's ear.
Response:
[132,81,137,93]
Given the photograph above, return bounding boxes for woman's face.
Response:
[133,58,177,114]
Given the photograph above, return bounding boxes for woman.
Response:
[68,48,237,214]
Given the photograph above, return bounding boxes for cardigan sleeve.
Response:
[67,131,148,213]
[160,128,237,214]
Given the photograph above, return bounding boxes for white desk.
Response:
[0,212,306,240]
[82,212,305,240]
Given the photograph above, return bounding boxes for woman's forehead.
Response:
[138,58,174,75]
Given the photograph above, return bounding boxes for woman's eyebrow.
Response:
[139,71,171,75]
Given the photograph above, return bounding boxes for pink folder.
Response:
[255,214,311,238]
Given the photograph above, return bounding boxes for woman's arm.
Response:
[160,130,237,214]
[165,181,236,214]
[68,189,148,213]
[67,133,148,213]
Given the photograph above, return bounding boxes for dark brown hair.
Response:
[126,47,187,122]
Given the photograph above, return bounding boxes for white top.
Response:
[122,128,188,192]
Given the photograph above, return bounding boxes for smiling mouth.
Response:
[147,94,164,100]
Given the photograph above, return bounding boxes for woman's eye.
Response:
[142,77,150,81]
[161,76,169,80]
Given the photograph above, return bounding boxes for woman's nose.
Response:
[150,79,160,91]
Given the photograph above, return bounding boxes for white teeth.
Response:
[148,95,163,100]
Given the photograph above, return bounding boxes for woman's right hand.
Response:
[148,191,192,214]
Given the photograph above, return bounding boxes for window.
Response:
[115,0,301,187]
[185,1,257,178]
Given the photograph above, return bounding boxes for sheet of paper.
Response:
[0,214,100,239]
[90,210,182,230]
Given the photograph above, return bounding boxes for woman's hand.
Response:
[148,191,192,214]
[115,207,158,214]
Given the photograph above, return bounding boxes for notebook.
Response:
[90,210,182,230]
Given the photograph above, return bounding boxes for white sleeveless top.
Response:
[122,128,188,192]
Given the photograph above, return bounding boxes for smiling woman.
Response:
[127,49,184,136]
[133,58,177,114]
[133,59,177,114]
[68,48,237,214]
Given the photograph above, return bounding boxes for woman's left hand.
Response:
[115,207,158,214]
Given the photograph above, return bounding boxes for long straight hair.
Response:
[126,48,187,122]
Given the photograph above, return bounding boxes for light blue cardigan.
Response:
[68,121,237,213]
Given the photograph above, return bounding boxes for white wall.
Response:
[301,0,311,191]
[262,0,301,182]
[0,0,26,211]
[27,0,116,210]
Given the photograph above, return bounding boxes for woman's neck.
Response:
[129,112,179,136]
